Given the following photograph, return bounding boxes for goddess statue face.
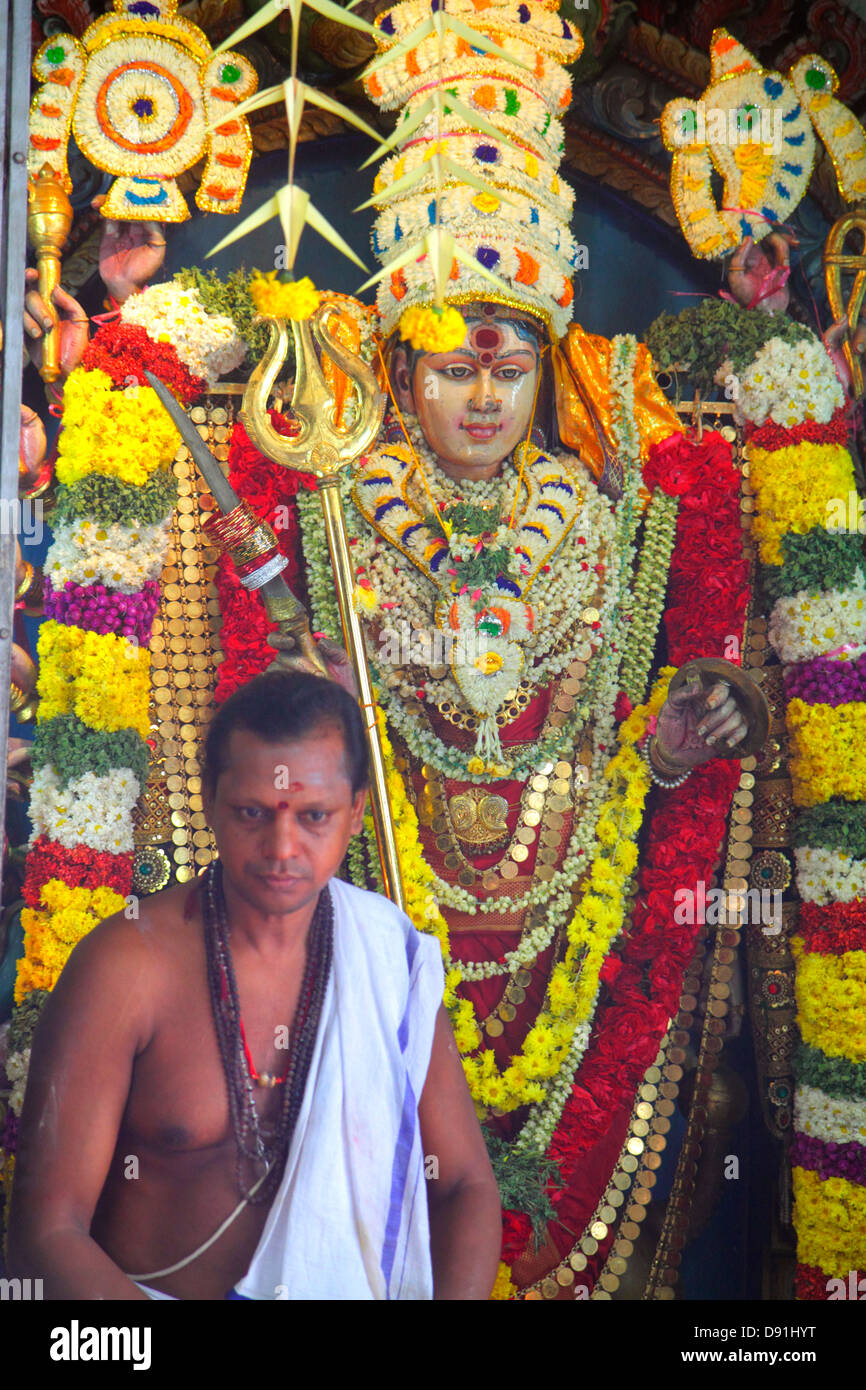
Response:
[392,313,543,480]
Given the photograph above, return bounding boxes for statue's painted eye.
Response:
[736,103,760,134]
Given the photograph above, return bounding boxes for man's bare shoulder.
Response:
[46,879,203,1042]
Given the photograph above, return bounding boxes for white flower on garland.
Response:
[794,845,866,904]
[768,572,866,663]
[737,336,844,428]
[6,1046,31,1116]
[795,1084,866,1146]
[121,282,246,386]
[46,517,172,594]
[29,765,141,855]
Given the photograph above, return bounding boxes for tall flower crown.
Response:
[362,0,583,339]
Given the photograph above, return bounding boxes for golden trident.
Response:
[241,302,405,910]
[824,208,866,401]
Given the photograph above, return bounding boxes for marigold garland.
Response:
[739,335,866,1296]
[56,368,180,487]
[747,441,855,566]
[36,622,151,738]
[249,272,321,322]
[792,1166,866,1277]
[399,304,468,353]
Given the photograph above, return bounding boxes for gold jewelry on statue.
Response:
[15,562,35,602]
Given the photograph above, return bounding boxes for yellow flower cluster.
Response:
[746,442,854,566]
[399,305,468,354]
[375,671,671,1112]
[793,1166,866,1276]
[56,369,180,488]
[786,698,866,807]
[16,880,127,1005]
[249,272,321,322]
[791,937,866,1062]
[489,1261,518,1300]
[36,622,151,738]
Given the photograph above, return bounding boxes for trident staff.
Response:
[145,305,406,910]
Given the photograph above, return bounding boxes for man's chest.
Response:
[123,964,305,1156]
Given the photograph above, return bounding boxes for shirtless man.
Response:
[7,671,502,1300]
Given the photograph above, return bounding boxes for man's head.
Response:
[202,670,368,921]
[391,307,550,478]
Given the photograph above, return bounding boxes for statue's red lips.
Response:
[462,422,500,439]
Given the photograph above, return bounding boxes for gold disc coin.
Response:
[499,1003,517,1023]
[510,844,529,863]
[486,1018,504,1037]
[500,861,519,880]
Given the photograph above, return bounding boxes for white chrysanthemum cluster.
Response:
[794,845,866,905]
[121,282,246,386]
[29,765,142,855]
[768,573,866,663]
[46,517,172,593]
[737,336,845,428]
[795,1083,866,1146]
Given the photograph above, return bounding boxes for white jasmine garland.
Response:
[29,764,141,855]
[46,517,172,593]
[794,1084,866,1146]
[768,572,866,662]
[794,845,866,904]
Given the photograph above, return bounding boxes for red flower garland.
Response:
[213,414,317,703]
[744,409,850,450]
[505,431,749,1285]
[23,835,133,907]
[81,322,207,407]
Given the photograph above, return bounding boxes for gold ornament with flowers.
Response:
[29,0,257,223]
[660,27,866,260]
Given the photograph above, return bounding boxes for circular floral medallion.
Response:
[73,38,206,178]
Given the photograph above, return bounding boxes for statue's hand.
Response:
[823,315,866,396]
[315,637,358,697]
[94,200,166,303]
[18,405,46,490]
[726,233,792,315]
[654,672,749,774]
[23,270,90,379]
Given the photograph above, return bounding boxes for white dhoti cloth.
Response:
[228,876,444,1301]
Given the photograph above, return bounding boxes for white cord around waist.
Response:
[126,1168,268,1283]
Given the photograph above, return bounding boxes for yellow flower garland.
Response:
[16,881,127,1005]
[793,1166,866,1276]
[56,369,180,488]
[399,304,468,354]
[249,272,321,322]
[376,670,672,1112]
[36,622,151,738]
[746,441,855,566]
[787,698,866,807]
[791,937,866,1062]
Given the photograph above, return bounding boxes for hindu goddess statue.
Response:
[268,0,768,1299]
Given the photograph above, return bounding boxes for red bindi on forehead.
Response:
[470,324,503,355]
[275,784,305,808]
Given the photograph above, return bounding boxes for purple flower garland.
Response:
[790,1130,866,1186]
[783,648,866,708]
[43,578,161,649]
